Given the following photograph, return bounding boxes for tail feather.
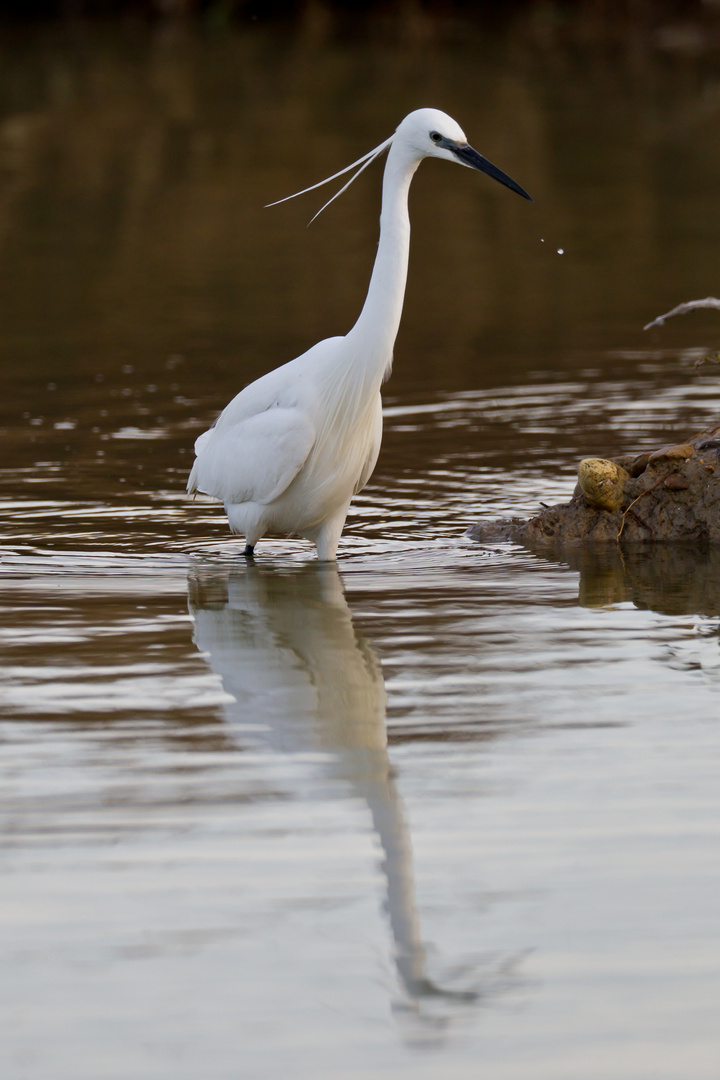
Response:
[186,428,215,496]
[186,457,200,497]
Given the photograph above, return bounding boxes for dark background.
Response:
[0,0,717,32]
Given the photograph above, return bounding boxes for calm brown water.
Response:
[1,15,720,1080]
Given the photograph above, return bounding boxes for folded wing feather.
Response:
[187,406,316,506]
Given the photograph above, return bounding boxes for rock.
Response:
[577,458,630,511]
[664,473,690,491]
[467,425,720,547]
[629,452,652,477]
[648,442,694,463]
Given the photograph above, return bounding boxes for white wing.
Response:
[187,335,346,505]
[187,406,315,506]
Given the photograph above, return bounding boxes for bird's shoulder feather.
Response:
[213,335,346,431]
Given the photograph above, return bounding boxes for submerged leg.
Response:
[225,503,262,559]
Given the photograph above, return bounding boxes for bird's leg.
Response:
[314,502,351,561]
[243,544,255,559]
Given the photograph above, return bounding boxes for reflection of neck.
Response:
[346,142,420,380]
[356,764,428,996]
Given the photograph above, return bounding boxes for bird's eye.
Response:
[430,131,443,144]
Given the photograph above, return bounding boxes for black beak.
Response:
[451,143,533,202]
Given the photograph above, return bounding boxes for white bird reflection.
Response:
[187,562,481,1025]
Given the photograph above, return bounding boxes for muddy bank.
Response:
[469,425,720,548]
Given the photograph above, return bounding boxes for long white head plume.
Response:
[266,133,395,224]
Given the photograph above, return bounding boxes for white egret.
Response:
[187,107,532,559]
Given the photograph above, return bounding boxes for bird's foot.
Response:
[243,544,255,559]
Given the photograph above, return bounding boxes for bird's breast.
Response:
[290,381,383,516]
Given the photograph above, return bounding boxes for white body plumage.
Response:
[187,108,531,559]
[188,334,385,560]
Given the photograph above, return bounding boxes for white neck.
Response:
[345,141,420,376]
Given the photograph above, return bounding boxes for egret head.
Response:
[396,108,532,201]
[394,108,469,159]
[267,107,531,221]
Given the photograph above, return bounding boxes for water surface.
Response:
[1,15,720,1079]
